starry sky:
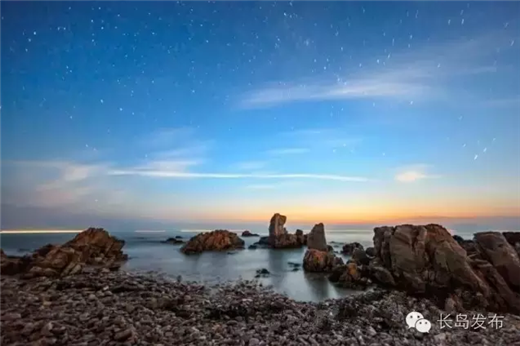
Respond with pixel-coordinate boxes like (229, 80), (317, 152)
(2, 2), (520, 231)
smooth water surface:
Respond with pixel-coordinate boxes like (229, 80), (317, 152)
(0, 227), (478, 302)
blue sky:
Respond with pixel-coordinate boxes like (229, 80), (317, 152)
(2, 2), (520, 230)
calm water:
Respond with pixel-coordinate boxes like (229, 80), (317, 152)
(0, 228), (478, 302)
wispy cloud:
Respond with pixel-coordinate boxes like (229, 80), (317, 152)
(266, 147), (309, 155)
(109, 169), (370, 182)
(239, 32), (517, 109)
(395, 164), (442, 183)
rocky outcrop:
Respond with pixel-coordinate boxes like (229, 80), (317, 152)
(365, 247), (375, 257)
(306, 223), (327, 251)
(371, 224), (520, 314)
(329, 263), (370, 289)
(162, 237), (185, 245)
(342, 242), (364, 255)
(351, 247), (370, 265)
(503, 232), (520, 256)
(474, 232), (520, 291)
(269, 213), (286, 238)
(181, 230), (245, 254)
(0, 250), (32, 276)
(295, 229), (306, 246)
(303, 249), (343, 272)
(242, 230), (259, 237)
(257, 213), (303, 249)
(303, 223), (344, 272)
(1, 228), (127, 278)
(452, 234), (478, 256)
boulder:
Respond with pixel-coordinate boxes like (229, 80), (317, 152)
(242, 230), (260, 237)
(342, 242), (364, 255)
(303, 249), (343, 272)
(295, 229), (306, 246)
(329, 262), (370, 289)
(257, 237), (270, 246)
(503, 232), (520, 256)
(365, 247), (375, 257)
(306, 223), (327, 251)
(162, 237), (185, 245)
(474, 232), (520, 291)
(269, 233), (301, 248)
(351, 247), (370, 265)
(269, 213), (287, 239)
(0, 250), (32, 275)
(1, 228), (127, 277)
(371, 224), (520, 313)
(255, 268), (270, 278)
(261, 213), (304, 249)
(368, 259), (396, 287)
(452, 234), (478, 256)
(181, 230), (245, 254)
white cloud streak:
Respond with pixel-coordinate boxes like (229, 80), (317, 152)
(239, 32), (516, 109)
(109, 169), (370, 182)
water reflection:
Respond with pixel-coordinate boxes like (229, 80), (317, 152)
(1, 231), (367, 302)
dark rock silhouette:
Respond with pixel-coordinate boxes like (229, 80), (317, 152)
(242, 230), (260, 237)
(342, 242), (364, 255)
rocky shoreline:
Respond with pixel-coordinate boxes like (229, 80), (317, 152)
(2, 269), (520, 346)
(2, 219), (520, 345)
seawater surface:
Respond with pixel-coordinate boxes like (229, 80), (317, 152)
(0, 228), (478, 302)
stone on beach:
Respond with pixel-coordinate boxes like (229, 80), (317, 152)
(2, 269), (519, 346)
(181, 230), (245, 254)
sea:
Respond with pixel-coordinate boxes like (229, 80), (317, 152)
(0, 227), (487, 302)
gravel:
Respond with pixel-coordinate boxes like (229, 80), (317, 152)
(1, 268), (519, 346)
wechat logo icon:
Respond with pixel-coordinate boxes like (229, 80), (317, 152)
(406, 311), (432, 333)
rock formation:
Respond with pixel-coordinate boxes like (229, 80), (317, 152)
(303, 249), (344, 272)
(162, 237), (185, 245)
(369, 224), (520, 314)
(1, 228), (127, 278)
(351, 247), (370, 265)
(295, 229), (307, 246)
(181, 230), (245, 254)
(329, 263), (370, 289)
(255, 213), (303, 249)
(342, 242), (364, 255)
(474, 232), (520, 291)
(452, 234), (478, 256)
(303, 223), (343, 272)
(503, 231), (520, 256)
(242, 230), (259, 237)
(306, 223), (327, 251)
